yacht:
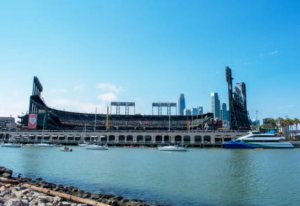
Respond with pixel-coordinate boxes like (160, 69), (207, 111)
(158, 113), (188, 152)
(34, 143), (54, 147)
(158, 144), (188, 151)
(223, 131), (294, 149)
(86, 144), (108, 150)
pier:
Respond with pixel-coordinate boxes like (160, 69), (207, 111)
(0, 130), (248, 148)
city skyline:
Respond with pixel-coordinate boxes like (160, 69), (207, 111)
(0, 1), (300, 123)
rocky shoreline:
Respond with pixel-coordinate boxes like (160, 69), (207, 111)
(0, 166), (153, 206)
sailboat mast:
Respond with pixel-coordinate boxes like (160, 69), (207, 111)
(169, 113), (171, 143)
(94, 107), (97, 136)
(9, 115), (11, 142)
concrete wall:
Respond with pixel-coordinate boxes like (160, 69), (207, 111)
(0, 131), (247, 144)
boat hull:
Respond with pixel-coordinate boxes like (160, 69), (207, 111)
(223, 142), (294, 149)
(158, 146), (187, 151)
(86, 146), (108, 150)
(1, 144), (22, 148)
(34, 144), (54, 147)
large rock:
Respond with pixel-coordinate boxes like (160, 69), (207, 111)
(0, 167), (6, 175)
(4, 169), (12, 175)
(1, 173), (12, 179)
(4, 199), (29, 206)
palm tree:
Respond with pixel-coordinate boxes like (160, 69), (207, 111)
(285, 118), (294, 140)
(265, 118), (277, 128)
(292, 118), (299, 139)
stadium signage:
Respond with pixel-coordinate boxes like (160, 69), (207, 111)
(28, 114), (38, 129)
(152, 103), (176, 107)
(111, 102), (135, 106)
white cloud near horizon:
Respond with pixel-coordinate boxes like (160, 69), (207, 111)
(97, 93), (117, 102)
(49, 99), (106, 113)
(97, 83), (124, 93)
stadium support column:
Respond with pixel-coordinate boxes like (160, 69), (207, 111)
(167, 106), (171, 116)
(116, 105), (120, 115)
(158, 106), (162, 115)
(125, 105), (129, 115)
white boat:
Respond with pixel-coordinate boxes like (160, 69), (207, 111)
(1, 115), (22, 148)
(26, 144), (34, 146)
(158, 145), (188, 151)
(34, 143), (54, 147)
(1, 143), (22, 148)
(223, 131), (294, 149)
(86, 144), (108, 150)
(158, 113), (188, 152)
(78, 143), (88, 147)
(60, 147), (73, 152)
(34, 116), (54, 147)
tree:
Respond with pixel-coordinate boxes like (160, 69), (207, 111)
(294, 118), (300, 134)
(265, 118), (277, 128)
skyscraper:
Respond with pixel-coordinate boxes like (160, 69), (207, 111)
(178, 94), (186, 115)
(220, 103), (229, 121)
(198, 106), (203, 114)
(184, 109), (191, 116)
(211, 93), (220, 119)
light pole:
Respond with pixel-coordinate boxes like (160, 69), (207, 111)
(256, 110), (258, 131)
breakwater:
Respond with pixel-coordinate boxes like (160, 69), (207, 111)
(0, 166), (150, 206)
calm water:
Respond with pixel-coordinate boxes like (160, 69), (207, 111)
(1, 146), (300, 206)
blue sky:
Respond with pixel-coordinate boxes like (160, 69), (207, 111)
(0, 0), (299, 123)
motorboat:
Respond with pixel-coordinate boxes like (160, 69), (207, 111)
(86, 144), (108, 150)
(1, 143), (22, 148)
(34, 143), (54, 147)
(158, 145), (188, 151)
(223, 131), (294, 149)
(78, 142), (88, 147)
(60, 147), (73, 152)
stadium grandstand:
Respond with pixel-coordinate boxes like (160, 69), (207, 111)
(18, 77), (216, 131)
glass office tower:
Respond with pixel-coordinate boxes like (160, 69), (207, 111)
(178, 94), (186, 115)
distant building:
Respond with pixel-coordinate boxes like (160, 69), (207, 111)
(190, 108), (198, 116)
(211, 93), (220, 119)
(220, 103), (229, 121)
(198, 106), (203, 114)
(184, 109), (191, 116)
(252, 119), (260, 126)
(178, 94), (186, 116)
(0, 117), (17, 130)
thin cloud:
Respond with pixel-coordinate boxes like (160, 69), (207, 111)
(49, 89), (67, 94)
(270, 50), (278, 55)
(49, 99), (106, 113)
(73, 84), (85, 92)
(278, 104), (297, 109)
(97, 93), (117, 102)
(97, 83), (124, 93)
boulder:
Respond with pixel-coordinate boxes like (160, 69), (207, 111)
(1, 173), (12, 179)
(0, 167), (6, 175)
(120, 199), (129, 204)
(4, 169), (12, 175)
(3, 199), (29, 206)
(36, 178), (43, 181)
(124, 201), (139, 206)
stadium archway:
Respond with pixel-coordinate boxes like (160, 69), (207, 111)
(119, 135), (125, 142)
(109, 135), (115, 142)
(101, 135), (107, 142)
(175, 135), (182, 143)
(155, 135), (162, 142)
(224, 138), (232, 142)
(164, 135), (169, 142)
(215, 137), (222, 143)
(204, 136), (211, 143)
(195, 136), (202, 143)
(127, 135), (133, 142)
(137, 135), (143, 142)
(145, 135), (151, 142)
(184, 136), (191, 143)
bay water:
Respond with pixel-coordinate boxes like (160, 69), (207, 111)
(1, 146), (300, 206)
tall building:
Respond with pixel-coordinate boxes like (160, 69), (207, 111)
(220, 103), (229, 121)
(178, 94), (186, 115)
(191, 108), (198, 116)
(198, 106), (203, 114)
(184, 109), (191, 116)
(211, 93), (220, 119)
(252, 119), (260, 126)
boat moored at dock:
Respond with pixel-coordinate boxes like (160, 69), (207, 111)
(223, 131), (294, 149)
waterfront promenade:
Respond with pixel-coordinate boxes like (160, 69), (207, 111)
(0, 130), (248, 147)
